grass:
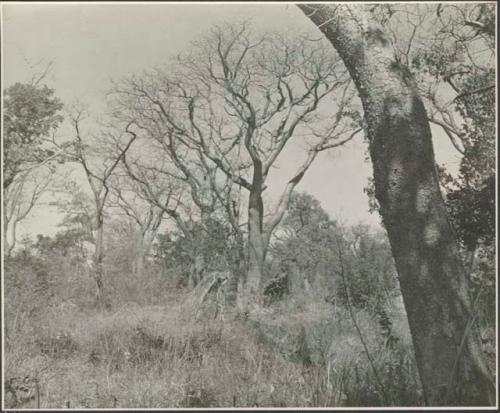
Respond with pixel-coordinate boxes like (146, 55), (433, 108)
(3, 254), (429, 408)
(4, 281), (426, 408)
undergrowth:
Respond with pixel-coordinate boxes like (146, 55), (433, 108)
(4, 288), (425, 408)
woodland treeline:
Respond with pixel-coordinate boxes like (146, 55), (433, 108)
(3, 3), (495, 408)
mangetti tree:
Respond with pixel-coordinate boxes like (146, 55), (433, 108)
(111, 22), (361, 308)
(298, 3), (495, 406)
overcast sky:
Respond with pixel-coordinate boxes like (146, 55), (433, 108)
(2, 2), (462, 240)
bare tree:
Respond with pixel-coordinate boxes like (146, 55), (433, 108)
(108, 179), (170, 276)
(3, 167), (53, 257)
(67, 108), (138, 307)
(117, 128), (246, 310)
(105, 146), (207, 280)
(111, 22), (361, 307)
(298, 3), (495, 406)
(118, 140), (211, 279)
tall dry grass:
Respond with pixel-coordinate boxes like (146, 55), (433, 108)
(4, 275), (425, 408)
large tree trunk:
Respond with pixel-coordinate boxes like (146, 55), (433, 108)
(298, 4), (495, 406)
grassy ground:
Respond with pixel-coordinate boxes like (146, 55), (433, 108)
(4, 281), (427, 408)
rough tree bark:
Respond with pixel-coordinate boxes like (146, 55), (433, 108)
(298, 4), (495, 406)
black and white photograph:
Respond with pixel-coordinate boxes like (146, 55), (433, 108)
(1, 1), (497, 409)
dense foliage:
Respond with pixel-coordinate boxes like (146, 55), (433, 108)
(3, 83), (63, 188)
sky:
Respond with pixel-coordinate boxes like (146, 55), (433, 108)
(1, 2), (463, 241)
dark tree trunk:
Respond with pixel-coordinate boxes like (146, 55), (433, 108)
(298, 4), (495, 406)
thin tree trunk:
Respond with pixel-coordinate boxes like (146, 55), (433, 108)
(298, 4), (494, 406)
(224, 235), (246, 313)
(189, 253), (205, 289)
(93, 216), (106, 308)
(4, 220), (13, 258)
(135, 214), (162, 276)
(224, 258), (245, 318)
(288, 264), (305, 297)
(246, 190), (266, 306)
(134, 231), (154, 277)
(133, 234), (145, 276)
(134, 251), (144, 276)
(4, 209), (19, 258)
(303, 276), (312, 296)
(464, 244), (477, 276)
